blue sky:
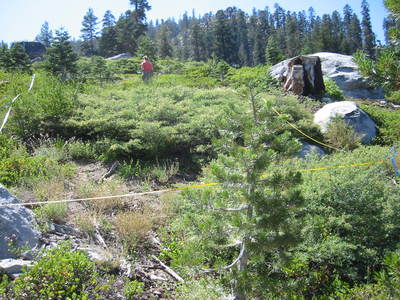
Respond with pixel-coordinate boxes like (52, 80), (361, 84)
(0, 0), (388, 45)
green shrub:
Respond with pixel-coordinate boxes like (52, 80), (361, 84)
(123, 279), (144, 299)
(324, 77), (345, 100)
(360, 104), (400, 144)
(107, 57), (141, 74)
(388, 90), (400, 105)
(0, 135), (75, 187)
(34, 203), (69, 224)
(65, 140), (99, 161)
(156, 59), (185, 74)
(325, 117), (362, 150)
(77, 56), (116, 84)
(3, 243), (98, 299)
(5, 71), (77, 139)
(267, 146), (400, 296)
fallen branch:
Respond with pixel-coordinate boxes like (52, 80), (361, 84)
(151, 255), (184, 282)
(98, 161), (120, 183)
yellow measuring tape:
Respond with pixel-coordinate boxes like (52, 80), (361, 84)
(0, 159), (386, 207)
(271, 107), (341, 152)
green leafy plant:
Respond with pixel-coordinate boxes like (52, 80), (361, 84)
(325, 117), (363, 150)
(123, 279), (144, 299)
(4, 242), (98, 299)
(324, 77), (345, 100)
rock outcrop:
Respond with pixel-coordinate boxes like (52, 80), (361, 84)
(269, 52), (384, 99)
(0, 185), (39, 259)
(313, 101), (377, 143)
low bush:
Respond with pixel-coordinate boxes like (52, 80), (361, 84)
(360, 104), (400, 144)
(34, 203), (69, 224)
(106, 57), (141, 74)
(4, 71), (78, 139)
(325, 117), (362, 150)
(77, 56), (116, 85)
(388, 90), (400, 105)
(1, 243), (98, 299)
(324, 77), (345, 100)
(0, 135), (75, 187)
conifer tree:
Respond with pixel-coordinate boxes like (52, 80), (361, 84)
(45, 28), (78, 80)
(35, 21), (53, 48)
(158, 25), (173, 59)
(9, 43), (31, 73)
(349, 13), (363, 53)
(99, 10), (118, 57)
(80, 8), (99, 56)
(331, 11), (345, 53)
(190, 21), (204, 61)
(285, 12), (302, 57)
(211, 69), (304, 299)
(361, 0), (376, 57)
(265, 35), (283, 65)
(384, 0), (400, 44)
(136, 35), (157, 60)
(237, 10), (251, 66)
(115, 0), (151, 55)
(341, 4), (353, 53)
(213, 10), (236, 64)
(0, 43), (12, 70)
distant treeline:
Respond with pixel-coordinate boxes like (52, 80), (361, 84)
(5, 0), (396, 66)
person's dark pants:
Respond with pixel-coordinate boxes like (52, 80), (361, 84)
(142, 71), (152, 82)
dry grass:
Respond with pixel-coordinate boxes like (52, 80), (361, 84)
(76, 179), (129, 213)
(72, 210), (98, 236)
(33, 178), (68, 202)
(114, 211), (153, 243)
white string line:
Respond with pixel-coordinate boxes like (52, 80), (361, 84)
(0, 74), (36, 133)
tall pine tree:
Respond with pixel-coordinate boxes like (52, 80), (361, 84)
(80, 8), (99, 56)
(213, 10), (236, 64)
(35, 21), (53, 48)
(158, 25), (173, 58)
(99, 10), (118, 57)
(361, 0), (376, 57)
(115, 0), (151, 55)
(45, 28), (78, 80)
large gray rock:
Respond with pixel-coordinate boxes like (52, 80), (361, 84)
(0, 186), (40, 259)
(314, 101), (377, 143)
(269, 52), (384, 99)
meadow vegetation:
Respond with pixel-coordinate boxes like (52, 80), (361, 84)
(0, 56), (399, 299)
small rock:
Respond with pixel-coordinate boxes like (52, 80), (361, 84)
(78, 245), (113, 262)
(379, 100), (387, 106)
(0, 259), (34, 276)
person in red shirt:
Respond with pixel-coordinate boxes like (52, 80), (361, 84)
(140, 56), (154, 82)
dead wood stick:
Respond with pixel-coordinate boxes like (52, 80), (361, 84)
(151, 255), (184, 282)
